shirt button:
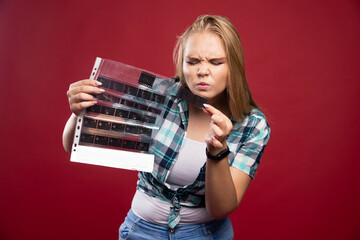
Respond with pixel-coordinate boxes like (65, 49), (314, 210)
(170, 229), (176, 234)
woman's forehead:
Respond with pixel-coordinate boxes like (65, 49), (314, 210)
(184, 32), (226, 58)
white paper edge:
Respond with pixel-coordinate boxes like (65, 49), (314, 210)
(71, 145), (154, 172)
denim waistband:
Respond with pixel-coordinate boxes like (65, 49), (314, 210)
(119, 209), (234, 240)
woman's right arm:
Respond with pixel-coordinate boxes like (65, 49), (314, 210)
(62, 79), (104, 153)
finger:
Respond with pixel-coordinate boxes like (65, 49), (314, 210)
(67, 85), (104, 98)
(205, 135), (213, 146)
(211, 139), (223, 148)
(69, 79), (102, 89)
(202, 106), (211, 116)
(69, 92), (97, 105)
(205, 134), (224, 149)
(212, 111), (233, 129)
(71, 100), (97, 116)
(202, 103), (223, 117)
(210, 123), (226, 140)
(211, 114), (228, 130)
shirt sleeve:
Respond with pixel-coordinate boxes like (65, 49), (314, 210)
(229, 113), (270, 178)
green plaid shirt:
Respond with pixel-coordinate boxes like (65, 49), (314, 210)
(136, 81), (270, 228)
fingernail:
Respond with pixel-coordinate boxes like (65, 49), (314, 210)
(95, 80), (102, 86)
(203, 103), (209, 108)
(98, 88), (105, 92)
(93, 100), (98, 104)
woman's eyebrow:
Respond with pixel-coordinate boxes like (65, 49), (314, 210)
(185, 56), (226, 61)
(185, 56), (200, 61)
(208, 57), (226, 61)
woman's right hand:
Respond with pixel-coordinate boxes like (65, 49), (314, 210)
(66, 79), (104, 116)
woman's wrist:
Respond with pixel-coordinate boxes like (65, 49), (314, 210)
(206, 145), (230, 161)
(206, 140), (229, 157)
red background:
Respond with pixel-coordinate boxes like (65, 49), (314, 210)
(1, 0), (359, 239)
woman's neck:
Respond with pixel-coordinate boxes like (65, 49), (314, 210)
(186, 105), (210, 142)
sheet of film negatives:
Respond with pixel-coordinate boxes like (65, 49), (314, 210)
(70, 58), (171, 172)
(80, 74), (166, 150)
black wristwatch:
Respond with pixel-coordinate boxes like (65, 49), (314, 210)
(206, 146), (230, 161)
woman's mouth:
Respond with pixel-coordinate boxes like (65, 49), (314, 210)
(197, 82), (210, 90)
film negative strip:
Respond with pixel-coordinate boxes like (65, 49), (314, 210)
(82, 117), (153, 138)
(97, 76), (166, 105)
(177, 87), (208, 109)
(79, 133), (150, 152)
(86, 104), (157, 124)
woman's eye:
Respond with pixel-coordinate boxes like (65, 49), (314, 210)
(187, 61), (198, 65)
(211, 62), (223, 66)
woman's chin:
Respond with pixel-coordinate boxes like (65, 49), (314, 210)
(190, 89), (210, 99)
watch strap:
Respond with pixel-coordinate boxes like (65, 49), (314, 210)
(206, 146), (230, 161)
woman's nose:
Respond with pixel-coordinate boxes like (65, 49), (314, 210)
(197, 64), (209, 76)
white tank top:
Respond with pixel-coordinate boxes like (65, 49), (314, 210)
(131, 137), (214, 224)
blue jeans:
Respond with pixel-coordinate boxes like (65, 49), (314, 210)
(119, 209), (234, 240)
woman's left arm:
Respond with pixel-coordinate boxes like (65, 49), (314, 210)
(203, 104), (252, 219)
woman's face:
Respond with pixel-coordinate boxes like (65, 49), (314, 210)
(182, 31), (229, 104)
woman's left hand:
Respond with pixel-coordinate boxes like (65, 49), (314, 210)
(202, 104), (233, 154)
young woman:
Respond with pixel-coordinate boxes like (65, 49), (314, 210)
(63, 15), (270, 240)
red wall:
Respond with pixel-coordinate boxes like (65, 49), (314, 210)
(1, 0), (359, 239)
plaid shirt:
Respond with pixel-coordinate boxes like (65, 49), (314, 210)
(136, 81), (270, 228)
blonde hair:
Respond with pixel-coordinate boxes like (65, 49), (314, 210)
(173, 15), (258, 121)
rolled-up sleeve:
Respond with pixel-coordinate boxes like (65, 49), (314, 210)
(229, 113), (270, 178)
